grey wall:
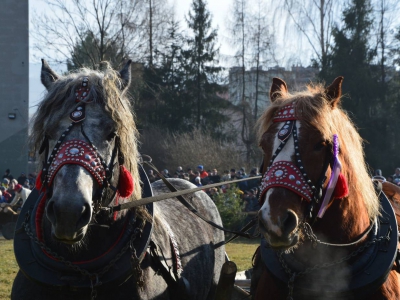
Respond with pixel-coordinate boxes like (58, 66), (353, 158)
(0, 0), (29, 177)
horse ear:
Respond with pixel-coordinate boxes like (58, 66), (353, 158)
(41, 59), (60, 90)
(118, 59), (132, 92)
(270, 77), (288, 102)
(325, 76), (344, 107)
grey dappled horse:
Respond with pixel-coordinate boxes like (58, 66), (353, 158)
(11, 60), (225, 300)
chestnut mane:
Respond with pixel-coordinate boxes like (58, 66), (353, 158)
(256, 83), (379, 220)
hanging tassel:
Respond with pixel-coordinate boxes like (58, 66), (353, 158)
(118, 165), (134, 198)
(333, 173), (349, 199)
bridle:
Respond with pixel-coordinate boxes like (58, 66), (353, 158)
(37, 76), (127, 215)
(258, 102), (332, 222)
(257, 102), (399, 300)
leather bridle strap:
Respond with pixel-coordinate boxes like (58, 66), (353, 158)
(38, 103), (120, 213)
(142, 161), (259, 240)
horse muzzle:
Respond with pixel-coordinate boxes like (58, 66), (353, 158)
(46, 196), (92, 243)
(258, 209), (300, 249)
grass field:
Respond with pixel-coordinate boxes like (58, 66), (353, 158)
(0, 237), (258, 299)
(0, 240), (18, 300)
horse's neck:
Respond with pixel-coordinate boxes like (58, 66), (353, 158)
(43, 211), (129, 261)
(313, 193), (371, 244)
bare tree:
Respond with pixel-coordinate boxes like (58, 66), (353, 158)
(275, 0), (344, 67)
(31, 0), (171, 68)
(248, 0), (276, 120)
(227, 0), (275, 163)
(371, 0), (400, 90)
(141, 0), (172, 67)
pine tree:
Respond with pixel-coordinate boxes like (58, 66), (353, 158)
(182, 0), (229, 135)
(321, 0), (386, 173)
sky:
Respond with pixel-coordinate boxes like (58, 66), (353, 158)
(28, 0), (237, 115)
(28, 0), (309, 115)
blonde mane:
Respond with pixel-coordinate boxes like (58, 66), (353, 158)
(31, 67), (142, 201)
(256, 83), (379, 220)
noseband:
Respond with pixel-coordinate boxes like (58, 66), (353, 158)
(259, 102), (333, 221)
(38, 77), (130, 214)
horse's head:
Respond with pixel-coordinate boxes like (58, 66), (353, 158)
(257, 76), (377, 250)
(32, 60), (141, 244)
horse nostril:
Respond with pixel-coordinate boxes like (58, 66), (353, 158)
(282, 210), (298, 236)
(46, 200), (57, 225)
(76, 203), (92, 230)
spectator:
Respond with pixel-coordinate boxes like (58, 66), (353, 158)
(176, 166), (183, 174)
(147, 170), (156, 183)
(230, 169), (236, 180)
(23, 179), (31, 189)
(208, 169), (221, 184)
(9, 183), (31, 207)
(162, 169), (170, 178)
(192, 171), (200, 184)
(207, 187), (220, 201)
(2, 169), (14, 181)
(7, 179), (17, 200)
(387, 175), (394, 184)
(221, 170), (230, 182)
(17, 172), (27, 185)
(247, 168), (260, 190)
(243, 189), (259, 212)
(372, 169), (385, 182)
(236, 171), (248, 191)
(28, 173), (37, 187)
(0, 186), (12, 203)
(2, 178), (10, 189)
(240, 167), (248, 178)
(188, 169), (196, 183)
(197, 165), (209, 179)
(393, 168), (400, 185)
(194, 177), (203, 187)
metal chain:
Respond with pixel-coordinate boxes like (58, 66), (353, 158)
(278, 227), (392, 300)
(21, 212), (140, 300)
(300, 221), (376, 248)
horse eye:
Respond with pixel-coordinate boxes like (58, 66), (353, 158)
(106, 131), (117, 141)
(314, 141), (327, 151)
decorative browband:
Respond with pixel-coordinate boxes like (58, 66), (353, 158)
(259, 161), (314, 202)
(272, 103), (296, 122)
(47, 139), (106, 187)
(74, 76), (91, 103)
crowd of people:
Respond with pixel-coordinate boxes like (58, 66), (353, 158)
(0, 169), (34, 208)
(4, 164), (400, 213)
(147, 165), (261, 212)
(372, 167), (400, 185)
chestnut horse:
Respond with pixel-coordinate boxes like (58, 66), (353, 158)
(252, 77), (400, 299)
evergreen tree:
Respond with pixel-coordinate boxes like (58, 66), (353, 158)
(320, 0), (387, 173)
(67, 31), (128, 71)
(182, 0), (229, 135)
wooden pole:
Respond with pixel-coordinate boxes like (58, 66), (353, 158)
(214, 261), (237, 300)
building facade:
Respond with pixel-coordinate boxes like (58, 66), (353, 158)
(0, 0), (29, 177)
